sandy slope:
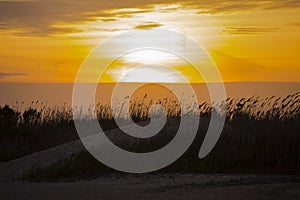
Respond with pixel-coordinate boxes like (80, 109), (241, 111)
(1, 119), (300, 199)
(0, 119), (209, 181)
(0, 121), (151, 181)
(0, 139), (84, 181)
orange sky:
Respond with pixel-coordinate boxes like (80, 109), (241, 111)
(0, 0), (300, 83)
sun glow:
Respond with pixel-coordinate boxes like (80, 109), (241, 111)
(98, 30), (201, 83)
(1, 1), (300, 83)
(104, 49), (189, 83)
(123, 50), (180, 65)
(117, 65), (186, 83)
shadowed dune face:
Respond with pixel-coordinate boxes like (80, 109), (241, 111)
(1, 112), (299, 181)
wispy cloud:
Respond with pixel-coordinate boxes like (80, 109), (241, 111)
(0, 72), (27, 78)
(0, 0), (299, 36)
(0, 0), (171, 36)
(194, 0), (300, 14)
(288, 22), (300, 27)
(221, 27), (278, 34)
(100, 18), (117, 22)
(134, 22), (163, 30)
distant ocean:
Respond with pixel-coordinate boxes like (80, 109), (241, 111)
(0, 82), (299, 108)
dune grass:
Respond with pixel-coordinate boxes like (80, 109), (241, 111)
(1, 93), (299, 180)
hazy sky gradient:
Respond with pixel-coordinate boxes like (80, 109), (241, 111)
(0, 0), (300, 82)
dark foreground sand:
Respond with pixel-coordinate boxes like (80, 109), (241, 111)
(1, 120), (299, 200)
(1, 174), (300, 200)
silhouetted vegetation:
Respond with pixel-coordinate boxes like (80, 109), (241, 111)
(1, 93), (299, 180)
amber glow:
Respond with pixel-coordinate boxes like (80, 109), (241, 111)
(0, 1), (299, 83)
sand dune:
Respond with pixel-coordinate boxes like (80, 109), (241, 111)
(0, 119), (300, 200)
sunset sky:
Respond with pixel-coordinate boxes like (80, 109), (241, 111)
(0, 0), (300, 83)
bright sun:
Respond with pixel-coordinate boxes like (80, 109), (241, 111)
(118, 65), (186, 83)
(123, 50), (179, 65)
(98, 29), (203, 83)
(105, 49), (188, 83)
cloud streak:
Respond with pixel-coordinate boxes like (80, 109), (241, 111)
(194, 0), (300, 14)
(288, 22), (300, 27)
(0, 0), (299, 36)
(222, 27), (278, 34)
(0, 72), (27, 78)
(134, 22), (163, 30)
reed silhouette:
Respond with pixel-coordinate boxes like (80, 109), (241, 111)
(0, 93), (299, 180)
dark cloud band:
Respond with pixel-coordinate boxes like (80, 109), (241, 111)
(0, 0), (298, 36)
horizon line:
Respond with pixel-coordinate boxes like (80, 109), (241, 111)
(0, 81), (300, 84)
